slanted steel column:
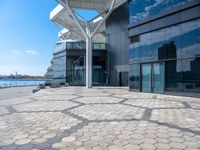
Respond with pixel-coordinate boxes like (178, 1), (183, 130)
(56, 0), (116, 88)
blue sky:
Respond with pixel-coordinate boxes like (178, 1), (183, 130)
(0, 0), (98, 76)
(0, 0), (58, 76)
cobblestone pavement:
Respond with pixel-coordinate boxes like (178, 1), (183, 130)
(0, 87), (200, 150)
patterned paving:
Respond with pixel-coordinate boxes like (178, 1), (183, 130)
(124, 99), (184, 109)
(0, 86), (200, 150)
(70, 104), (145, 120)
(74, 97), (123, 104)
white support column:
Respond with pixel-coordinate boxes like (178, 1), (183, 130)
(86, 36), (92, 88)
(86, 23), (92, 88)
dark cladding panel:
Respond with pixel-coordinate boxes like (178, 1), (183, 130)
(151, 18), (166, 31)
(129, 26), (140, 37)
(139, 23), (152, 35)
(181, 5), (200, 22)
(164, 13), (181, 27)
(106, 2), (129, 86)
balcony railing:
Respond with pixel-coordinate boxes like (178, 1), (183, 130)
(53, 42), (107, 54)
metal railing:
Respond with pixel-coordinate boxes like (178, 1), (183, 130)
(53, 42), (107, 53)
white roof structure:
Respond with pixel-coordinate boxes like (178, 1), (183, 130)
(50, 0), (127, 88)
(50, 0), (127, 41)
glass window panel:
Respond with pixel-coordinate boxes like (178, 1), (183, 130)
(151, 28), (166, 61)
(165, 60), (182, 91)
(181, 19), (200, 58)
(129, 64), (140, 91)
(153, 63), (164, 93)
(142, 64), (151, 93)
(129, 45), (135, 63)
(166, 24), (181, 59)
(182, 58), (200, 93)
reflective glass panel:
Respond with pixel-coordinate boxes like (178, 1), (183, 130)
(142, 64), (151, 93)
(153, 63), (164, 93)
(181, 58), (200, 93)
(129, 0), (195, 24)
(181, 19), (200, 58)
(165, 60), (182, 91)
(129, 64), (140, 91)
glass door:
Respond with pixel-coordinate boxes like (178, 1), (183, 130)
(142, 64), (151, 93)
(153, 63), (164, 93)
(142, 63), (164, 93)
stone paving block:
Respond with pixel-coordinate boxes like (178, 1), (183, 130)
(139, 143), (156, 150)
(14, 100), (79, 112)
(15, 138), (31, 145)
(125, 99), (184, 108)
(169, 142), (186, 149)
(74, 97), (123, 104)
(69, 104), (145, 120)
(155, 143), (171, 150)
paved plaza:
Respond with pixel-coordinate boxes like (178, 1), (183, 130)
(0, 87), (200, 150)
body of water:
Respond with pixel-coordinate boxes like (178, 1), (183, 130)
(0, 80), (45, 88)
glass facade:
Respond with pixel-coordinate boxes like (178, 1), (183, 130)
(52, 42), (108, 86)
(129, 19), (200, 93)
(66, 56), (107, 86)
(52, 51), (66, 84)
(66, 56), (86, 85)
(129, 0), (195, 24)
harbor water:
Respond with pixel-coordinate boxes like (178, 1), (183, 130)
(0, 80), (45, 88)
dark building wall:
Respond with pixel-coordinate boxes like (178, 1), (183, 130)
(106, 2), (129, 86)
(128, 1), (200, 93)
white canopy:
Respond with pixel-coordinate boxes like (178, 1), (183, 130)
(50, 0), (127, 41)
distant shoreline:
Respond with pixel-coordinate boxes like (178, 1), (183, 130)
(0, 79), (45, 81)
(0, 85), (38, 89)
(0, 80), (45, 88)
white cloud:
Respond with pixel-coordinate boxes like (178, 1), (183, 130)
(25, 50), (39, 55)
(10, 50), (20, 55)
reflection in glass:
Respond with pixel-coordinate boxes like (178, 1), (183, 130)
(129, 64), (140, 91)
(182, 58), (200, 93)
(153, 63), (164, 93)
(181, 20), (200, 58)
(52, 51), (67, 84)
(165, 60), (182, 91)
(142, 64), (151, 93)
(129, 0), (195, 24)
(152, 29), (165, 61)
